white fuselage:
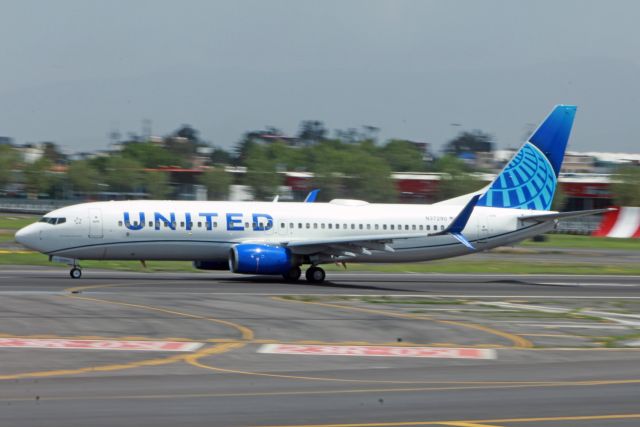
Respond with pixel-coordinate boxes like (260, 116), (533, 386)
(15, 200), (554, 265)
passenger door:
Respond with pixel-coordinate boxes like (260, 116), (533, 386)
(89, 208), (103, 238)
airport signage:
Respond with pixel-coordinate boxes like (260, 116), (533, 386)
(258, 344), (496, 359)
(0, 338), (203, 352)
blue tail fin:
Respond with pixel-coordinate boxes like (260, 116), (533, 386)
(477, 105), (576, 211)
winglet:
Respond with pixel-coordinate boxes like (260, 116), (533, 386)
(304, 189), (320, 203)
(445, 194), (480, 234)
(433, 194), (480, 250)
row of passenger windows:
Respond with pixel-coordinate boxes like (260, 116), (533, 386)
(117, 220), (445, 232)
(280, 222), (444, 231)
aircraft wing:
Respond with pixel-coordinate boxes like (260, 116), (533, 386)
(518, 208), (614, 222)
(280, 194), (480, 257)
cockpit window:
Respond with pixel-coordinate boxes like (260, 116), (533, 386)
(39, 217), (66, 225)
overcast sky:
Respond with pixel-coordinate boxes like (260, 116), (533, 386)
(1, 0), (639, 154)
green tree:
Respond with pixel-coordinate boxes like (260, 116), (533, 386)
(434, 155), (483, 201)
(210, 147), (232, 165)
(121, 142), (180, 168)
(551, 185), (567, 211)
(611, 165), (640, 206)
(380, 140), (426, 172)
(245, 146), (281, 200)
(444, 130), (494, 155)
(104, 156), (143, 193)
(198, 168), (233, 200)
(143, 171), (172, 199)
(23, 157), (52, 198)
(42, 142), (66, 164)
(346, 152), (396, 202)
(0, 145), (19, 189)
(297, 120), (327, 143)
(67, 160), (100, 193)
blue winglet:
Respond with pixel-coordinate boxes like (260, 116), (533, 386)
(446, 194), (480, 234)
(304, 189), (320, 203)
(451, 232), (475, 250)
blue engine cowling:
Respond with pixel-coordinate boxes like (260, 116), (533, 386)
(229, 244), (292, 275)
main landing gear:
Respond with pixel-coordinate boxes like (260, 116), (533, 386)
(282, 265), (326, 283)
(282, 266), (302, 282)
(305, 266), (326, 284)
(69, 267), (82, 279)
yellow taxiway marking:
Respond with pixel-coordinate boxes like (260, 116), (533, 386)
(0, 294), (254, 380)
(439, 423), (501, 427)
(272, 297), (532, 348)
(251, 413), (640, 427)
(66, 294), (254, 340)
(0, 250), (33, 254)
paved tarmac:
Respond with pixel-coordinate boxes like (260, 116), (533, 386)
(1, 266), (640, 427)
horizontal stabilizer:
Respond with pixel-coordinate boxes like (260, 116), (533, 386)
(519, 208), (614, 222)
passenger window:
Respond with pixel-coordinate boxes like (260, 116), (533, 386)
(290, 223), (294, 228)
(188, 222), (193, 228)
(321, 223), (325, 229)
(133, 221), (139, 227)
(383, 224), (387, 230)
(375, 224), (379, 230)
(336, 224), (339, 229)
(280, 223), (285, 228)
(441, 225), (445, 230)
(148, 221), (153, 227)
(412, 225), (416, 230)
(426, 225), (430, 231)
(419, 225), (423, 231)
(313, 223), (318, 229)
(390, 225), (395, 230)
(298, 223), (302, 228)
(198, 222), (202, 228)
(213, 222), (218, 228)
(328, 223), (332, 229)
(306, 223), (310, 229)
(118, 220), (123, 226)
(366, 224), (371, 230)
(351, 224), (355, 230)
(180, 221), (185, 228)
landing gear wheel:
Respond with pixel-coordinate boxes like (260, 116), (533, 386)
(70, 267), (82, 279)
(305, 266), (326, 284)
(283, 266), (302, 282)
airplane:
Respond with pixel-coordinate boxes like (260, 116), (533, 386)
(15, 105), (607, 283)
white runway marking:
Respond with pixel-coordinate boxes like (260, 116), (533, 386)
(0, 338), (203, 352)
(258, 344), (496, 359)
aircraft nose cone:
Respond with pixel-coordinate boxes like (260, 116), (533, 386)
(15, 224), (37, 249)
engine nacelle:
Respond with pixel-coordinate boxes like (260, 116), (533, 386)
(193, 260), (228, 270)
(229, 244), (292, 275)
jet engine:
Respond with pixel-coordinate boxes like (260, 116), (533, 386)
(229, 244), (293, 275)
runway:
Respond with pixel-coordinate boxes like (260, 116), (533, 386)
(1, 266), (640, 426)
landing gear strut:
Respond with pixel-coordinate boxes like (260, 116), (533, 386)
(305, 266), (326, 284)
(69, 267), (82, 279)
(282, 266), (302, 282)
